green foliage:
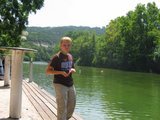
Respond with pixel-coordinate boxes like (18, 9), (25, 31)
(65, 2), (160, 73)
(0, 0), (44, 47)
(65, 31), (96, 66)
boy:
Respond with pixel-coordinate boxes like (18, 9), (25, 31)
(46, 37), (76, 120)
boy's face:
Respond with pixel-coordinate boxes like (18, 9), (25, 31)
(60, 41), (71, 53)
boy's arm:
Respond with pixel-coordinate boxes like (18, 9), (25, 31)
(46, 65), (68, 77)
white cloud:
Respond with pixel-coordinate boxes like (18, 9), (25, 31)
(28, 0), (160, 27)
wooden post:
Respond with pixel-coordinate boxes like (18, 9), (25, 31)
(9, 50), (24, 118)
(29, 58), (33, 82)
(4, 55), (11, 86)
(0, 47), (37, 119)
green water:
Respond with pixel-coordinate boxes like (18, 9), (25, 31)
(23, 63), (160, 120)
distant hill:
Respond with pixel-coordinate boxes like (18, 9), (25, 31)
(26, 26), (105, 46)
(23, 26), (105, 61)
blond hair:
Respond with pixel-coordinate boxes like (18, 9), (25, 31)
(60, 37), (72, 44)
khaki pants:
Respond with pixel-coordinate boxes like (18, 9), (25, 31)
(53, 83), (76, 120)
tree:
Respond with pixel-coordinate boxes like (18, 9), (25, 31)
(93, 2), (160, 72)
(65, 31), (97, 66)
(0, 0), (44, 47)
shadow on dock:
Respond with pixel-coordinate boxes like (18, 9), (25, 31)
(0, 117), (19, 120)
(0, 85), (10, 89)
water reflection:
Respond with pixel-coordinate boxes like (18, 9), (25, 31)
(74, 66), (160, 120)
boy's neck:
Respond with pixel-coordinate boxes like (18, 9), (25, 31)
(60, 50), (68, 55)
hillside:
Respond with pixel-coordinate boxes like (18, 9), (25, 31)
(23, 26), (105, 61)
(26, 26), (105, 46)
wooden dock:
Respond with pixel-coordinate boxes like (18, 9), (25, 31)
(23, 80), (83, 120)
(0, 80), (83, 120)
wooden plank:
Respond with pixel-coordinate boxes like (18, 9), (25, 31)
(29, 82), (57, 108)
(30, 82), (79, 120)
(23, 82), (57, 120)
(29, 81), (57, 106)
(72, 113), (84, 120)
(23, 80), (83, 120)
(23, 83), (50, 120)
(30, 81), (83, 120)
(27, 82), (60, 119)
(23, 83), (51, 120)
(24, 81), (57, 119)
(32, 82), (56, 101)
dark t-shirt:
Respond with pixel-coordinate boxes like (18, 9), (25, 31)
(50, 52), (74, 87)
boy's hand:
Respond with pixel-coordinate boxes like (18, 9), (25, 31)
(68, 68), (76, 75)
(61, 71), (68, 77)
(61, 69), (76, 77)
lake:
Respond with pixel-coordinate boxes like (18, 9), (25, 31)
(23, 62), (160, 120)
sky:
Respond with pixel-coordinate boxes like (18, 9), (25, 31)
(28, 0), (160, 28)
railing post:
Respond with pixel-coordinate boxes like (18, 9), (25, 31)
(9, 50), (24, 118)
(0, 58), (4, 80)
(29, 58), (33, 82)
(4, 55), (11, 86)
